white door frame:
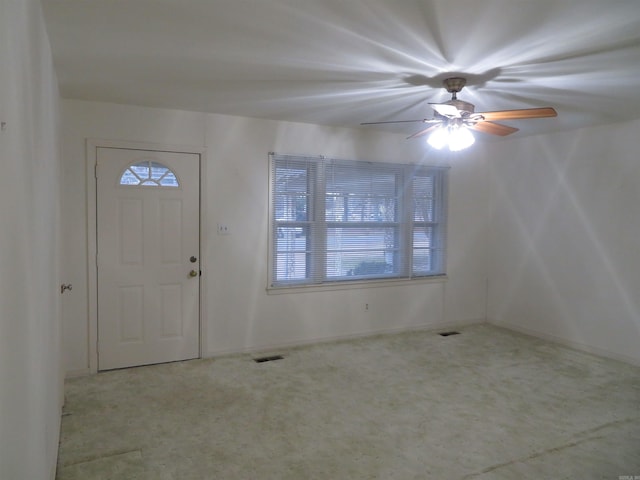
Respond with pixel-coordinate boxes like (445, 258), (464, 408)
(86, 139), (207, 374)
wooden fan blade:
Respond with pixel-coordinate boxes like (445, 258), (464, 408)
(361, 119), (437, 125)
(475, 107), (557, 121)
(407, 124), (441, 139)
(429, 103), (460, 117)
(470, 121), (519, 136)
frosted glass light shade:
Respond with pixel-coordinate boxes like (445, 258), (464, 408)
(448, 126), (475, 151)
(427, 127), (449, 150)
(427, 125), (475, 151)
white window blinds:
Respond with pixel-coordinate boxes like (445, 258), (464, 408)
(270, 154), (448, 287)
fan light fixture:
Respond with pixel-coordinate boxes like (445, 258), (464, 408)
(427, 124), (475, 151)
(360, 76), (558, 147)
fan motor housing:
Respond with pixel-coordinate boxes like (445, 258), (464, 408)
(443, 77), (467, 93)
(446, 99), (475, 115)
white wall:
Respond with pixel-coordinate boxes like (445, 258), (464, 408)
(60, 99), (489, 373)
(0, 1), (63, 479)
(486, 118), (640, 365)
(60, 101), (207, 371)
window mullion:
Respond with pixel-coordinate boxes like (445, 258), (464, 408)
(313, 158), (327, 283)
(402, 166), (413, 278)
(433, 169), (449, 274)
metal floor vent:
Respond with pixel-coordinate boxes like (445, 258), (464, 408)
(439, 331), (461, 337)
(253, 355), (284, 363)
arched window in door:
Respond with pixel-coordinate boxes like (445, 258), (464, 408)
(119, 160), (179, 187)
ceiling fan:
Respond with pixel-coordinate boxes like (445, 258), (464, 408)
(361, 77), (557, 146)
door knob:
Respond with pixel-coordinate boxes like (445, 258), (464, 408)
(189, 270), (198, 278)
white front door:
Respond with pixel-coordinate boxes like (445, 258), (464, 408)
(96, 147), (200, 370)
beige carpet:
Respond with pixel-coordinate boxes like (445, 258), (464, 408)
(56, 324), (640, 479)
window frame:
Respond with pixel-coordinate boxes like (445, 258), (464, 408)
(118, 160), (180, 188)
(268, 153), (448, 290)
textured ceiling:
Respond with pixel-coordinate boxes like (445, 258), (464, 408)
(42, 0), (640, 139)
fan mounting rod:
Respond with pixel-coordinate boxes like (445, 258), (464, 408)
(439, 77), (474, 114)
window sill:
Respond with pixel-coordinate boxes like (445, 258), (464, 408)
(266, 275), (448, 295)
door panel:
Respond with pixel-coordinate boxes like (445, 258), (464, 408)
(160, 199), (183, 264)
(97, 147), (200, 370)
(119, 285), (144, 342)
(119, 198), (144, 265)
(159, 283), (183, 338)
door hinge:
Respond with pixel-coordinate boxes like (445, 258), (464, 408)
(94, 163), (98, 179)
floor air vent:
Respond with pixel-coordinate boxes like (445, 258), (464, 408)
(439, 331), (461, 337)
(253, 355), (284, 363)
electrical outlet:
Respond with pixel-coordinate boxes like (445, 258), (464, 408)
(217, 223), (230, 235)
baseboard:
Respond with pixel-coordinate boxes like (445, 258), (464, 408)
(203, 318), (486, 358)
(65, 368), (92, 378)
(51, 404), (62, 480)
(488, 319), (640, 367)
(64, 318), (489, 375)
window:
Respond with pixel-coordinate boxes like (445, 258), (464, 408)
(119, 161), (179, 187)
(270, 154), (448, 288)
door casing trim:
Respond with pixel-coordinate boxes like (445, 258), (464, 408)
(86, 139), (207, 374)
